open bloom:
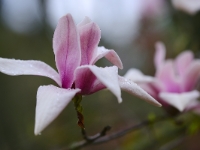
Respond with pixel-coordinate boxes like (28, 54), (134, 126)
(124, 42), (200, 113)
(0, 14), (160, 135)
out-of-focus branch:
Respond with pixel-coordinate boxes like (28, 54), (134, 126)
(159, 135), (186, 150)
(93, 115), (170, 144)
(61, 115), (171, 150)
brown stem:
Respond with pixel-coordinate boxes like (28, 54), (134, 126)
(94, 115), (169, 144)
(61, 115), (171, 150)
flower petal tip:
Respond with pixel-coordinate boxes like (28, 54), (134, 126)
(118, 97), (123, 103)
(148, 96), (162, 107)
(34, 130), (41, 136)
(118, 76), (161, 107)
(35, 85), (81, 135)
(157, 103), (162, 107)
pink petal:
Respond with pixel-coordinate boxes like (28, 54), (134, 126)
(159, 90), (200, 111)
(77, 16), (92, 27)
(76, 65), (122, 103)
(0, 58), (61, 86)
(154, 41), (166, 70)
(182, 60), (200, 91)
(139, 83), (159, 99)
(91, 46), (123, 69)
(175, 51), (194, 75)
(78, 22), (101, 65)
(53, 14), (81, 88)
(34, 85), (80, 135)
(123, 68), (163, 99)
(124, 68), (154, 83)
(75, 66), (105, 95)
(118, 76), (161, 107)
(185, 99), (200, 112)
(155, 60), (180, 93)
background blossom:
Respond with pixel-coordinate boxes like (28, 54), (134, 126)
(125, 42), (200, 113)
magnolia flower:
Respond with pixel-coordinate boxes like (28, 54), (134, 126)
(0, 14), (160, 135)
(124, 42), (200, 113)
(172, 0), (200, 15)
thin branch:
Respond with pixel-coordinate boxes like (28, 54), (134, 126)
(81, 126), (111, 142)
(61, 115), (171, 150)
(61, 126), (111, 150)
(94, 115), (170, 144)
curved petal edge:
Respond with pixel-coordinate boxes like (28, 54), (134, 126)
(91, 46), (123, 69)
(118, 76), (161, 107)
(0, 58), (61, 86)
(34, 85), (80, 135)
(82, 65), (122, 103)
(159, 90), (200, 111)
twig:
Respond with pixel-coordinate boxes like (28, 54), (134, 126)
(81, 126), (111, 142)
(61, 115), (171, 150)
(62, 126), (111, 150)
(94, 115), (169, 144)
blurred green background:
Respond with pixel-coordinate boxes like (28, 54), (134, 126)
(0, 0), (200, 150)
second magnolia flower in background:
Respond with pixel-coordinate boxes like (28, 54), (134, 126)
(125, 42), (200, 114)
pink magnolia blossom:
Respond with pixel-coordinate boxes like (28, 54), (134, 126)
(0, 14), (160, 135)
(172, 0), (200, 15)
(124, 42), (200, 113)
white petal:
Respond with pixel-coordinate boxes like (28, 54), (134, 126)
(86, 65), (122, 103)
(118, 76), (161, 107)
(185, 99), (200, 111)
(34, 85), (80, 135)
(124, 68), (154, 83)
(90, 46), (123, 69)
(159, 90), (200, 111)
(0, 58), (61, 86)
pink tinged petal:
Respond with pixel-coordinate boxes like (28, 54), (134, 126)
(175, 51), (194, 75)
(159, 90), (200, 112)
(186, 100), (200, 114)
(75, 66), (105, 95)
(139, 83), (159, 99)
(185, 99), (200, 112)
(77, 16), (92, 27)
(154, 41), (166, 70)
(182, 60), (200, 91)
(53, 14), (81, 88)
(156, 60), (180, 93)
(78, 65), (122, 103)
(192, 106), (200, 115)
(34, 85), (80, 135)
(118, 76), (161, 107)
(0, 58), (61, 86)
(78, 22), (101, 65)
(124, 68), (154, 83)
(91, 46), (123, 69)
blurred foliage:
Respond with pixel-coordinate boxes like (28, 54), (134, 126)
(0, 1), (200, 150)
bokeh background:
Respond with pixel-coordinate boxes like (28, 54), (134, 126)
(0, 0), (200, 149)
